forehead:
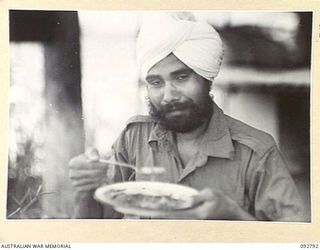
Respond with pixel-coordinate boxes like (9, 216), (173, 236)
(147, 54), (190, 77)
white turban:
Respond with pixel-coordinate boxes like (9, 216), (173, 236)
(136, 13), (224, 82)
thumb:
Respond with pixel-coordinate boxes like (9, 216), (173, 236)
(85, 147), (100, 162)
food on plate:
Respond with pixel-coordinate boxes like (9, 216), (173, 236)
(105, 187), (194, 211)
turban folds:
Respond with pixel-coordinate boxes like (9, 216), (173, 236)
(136, 14), (224, 82)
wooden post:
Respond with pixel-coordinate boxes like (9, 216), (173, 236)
(10, 11), (84, 218)
(42, 12), (84, 218)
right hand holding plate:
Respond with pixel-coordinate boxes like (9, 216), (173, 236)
(157, 188), (255, 220)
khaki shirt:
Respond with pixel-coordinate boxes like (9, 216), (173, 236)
(109, 103), (307, 221)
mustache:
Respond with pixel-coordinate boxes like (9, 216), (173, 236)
(157, 101), (195, 113)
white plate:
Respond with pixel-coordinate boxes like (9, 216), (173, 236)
(94, 181), (200, 218)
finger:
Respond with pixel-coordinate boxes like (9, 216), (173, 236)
(73, 182), (102, 193)
(71, 176), (105, 188)
(198, 188), (215, 201)
(69, 156), (109, 170)
(192, 188), (214, 207)
(69, 154), (87, 168)
(69, 169), (107, 180)
(69, 154), (103, 168)
(85, 148), (100, 162)
(104, 150), (114, 159)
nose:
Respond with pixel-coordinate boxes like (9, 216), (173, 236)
(161, 82), (180, 105)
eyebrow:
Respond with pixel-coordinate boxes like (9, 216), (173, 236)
(145, 74), (160, 82)
(145, 67), (193, 82)
(170, 67), (193, 77)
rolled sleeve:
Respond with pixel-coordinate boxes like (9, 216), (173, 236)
(249, 146), (308, 221)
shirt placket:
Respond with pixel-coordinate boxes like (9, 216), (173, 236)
(156, 130), (184, 183)
(158, 129), (211, 183)
(177, 152), (209, 183)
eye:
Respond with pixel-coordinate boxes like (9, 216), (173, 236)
(148, 79), (163, 88)
(176, 73), (190, 81)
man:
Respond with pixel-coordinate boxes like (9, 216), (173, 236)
(69, 14), (307, 221)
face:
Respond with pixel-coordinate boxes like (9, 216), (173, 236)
(145, 54), (213, 133)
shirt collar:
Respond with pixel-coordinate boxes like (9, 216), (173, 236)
(148, 102), (235, 160)
(200, 103), (235, 159)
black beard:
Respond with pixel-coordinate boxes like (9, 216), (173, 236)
(148, 96), (213, 133)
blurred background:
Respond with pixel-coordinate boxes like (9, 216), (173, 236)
(7, 11), (311, 219)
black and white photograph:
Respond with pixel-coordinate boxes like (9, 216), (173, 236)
(7, 10), (312, 222)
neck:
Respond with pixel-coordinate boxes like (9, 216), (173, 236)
(176, 117), (210, 142)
